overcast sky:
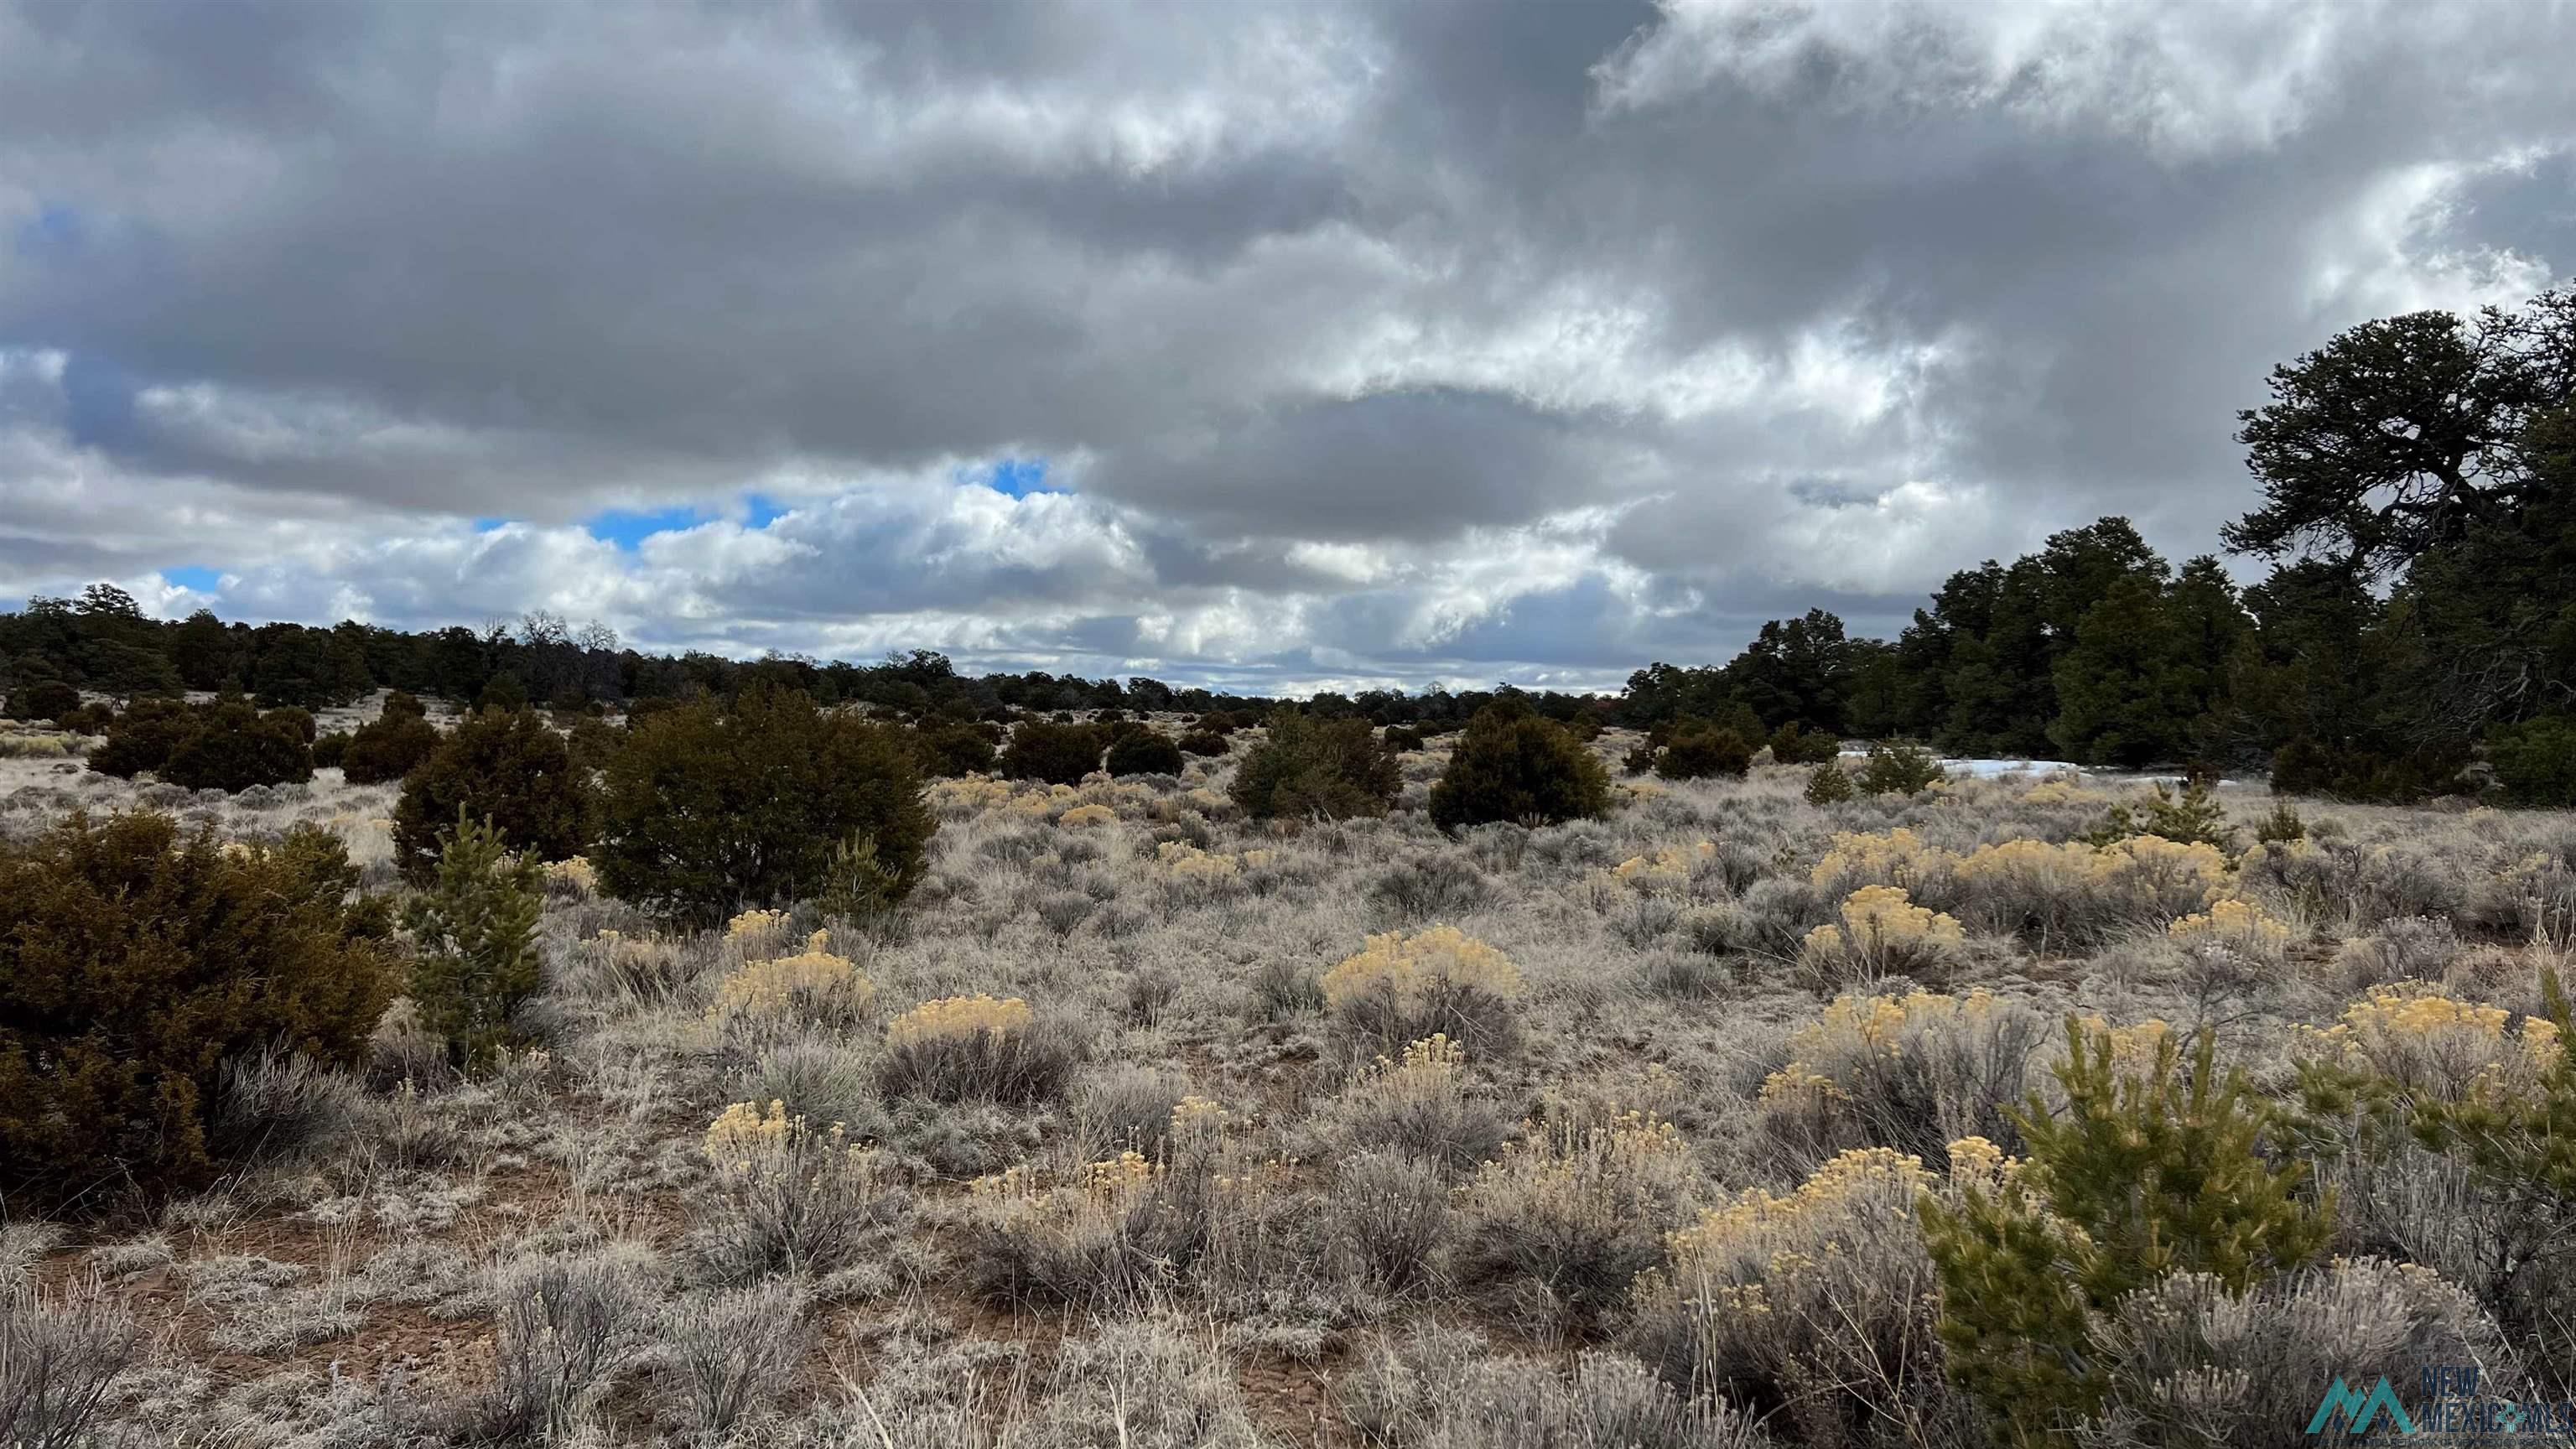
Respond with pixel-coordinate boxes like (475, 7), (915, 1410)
(3, 0), (2571, 693)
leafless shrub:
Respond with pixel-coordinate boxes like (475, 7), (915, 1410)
(0, 1281), (138, 1449)
(1124, 967), (1181, 1026)
(475, 1249), (660, 1442)
(662, 1280), (814, 1437)
(1248, 958), (1326, 1021)
(1369, 854), (1492, 922)
(1325, 1151), (1452, 1294)
(1036, 890), (1097, 937)
(1611, 895), (1685, 948)
(2329, 916), (2462, 994)
(207, 1045), (363, 1168)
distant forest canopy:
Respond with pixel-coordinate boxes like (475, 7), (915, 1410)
(5, 284), (2573, 797)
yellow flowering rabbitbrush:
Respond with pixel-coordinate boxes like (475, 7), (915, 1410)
(2168, 896), (2293, 963)
(697, 1100), (902, 1280)
(2300, 982), (2562, 1104)
(1799, 885), (1966, 984)
(709, 933), (876, 1035)
(1320, 925), (1526, 1052)
(1451, 1107), (1697, 1326)
(1758, 989), (2048, 1166)
(1630, 1144), (1987, 1441)
(879, 993), (1072, 1104)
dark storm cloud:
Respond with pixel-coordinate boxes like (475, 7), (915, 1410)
(1, 0), (2570, 686)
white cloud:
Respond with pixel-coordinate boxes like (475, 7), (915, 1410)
(1, 0), (2571, 688)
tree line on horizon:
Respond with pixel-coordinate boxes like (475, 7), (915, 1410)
(5, 284), (2572, 802)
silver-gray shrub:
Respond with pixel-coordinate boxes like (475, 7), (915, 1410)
(478, 1249), (660, 1442)
(661, 1280), (813, 1438)
(2078, 1258), (2520, 1449)
(0, 1280), (138, 1449)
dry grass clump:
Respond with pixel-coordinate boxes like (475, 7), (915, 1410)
(1321, 925), (1525, 1054)
(1450, 1107), (1697, 1328)
(1950, 834), (2231, 943)
(661, 1279), (815, 1439)
(1313, 1034), (1514, 1175)
(1796, 885), (1965, 986)
(694, 1099), (910, 1284)
(465, 1247), (660, 1444)
(879, 993), (1078, 1104)
(1341, 1330), (1768, 1449)
(1324, 1150), (1454, 1294)
(1021, 1317), (1276, 1449)
(0, 1278), (138, 1449)
(708, 933), (878, 1037)
(0, 732), (77, 761)
(1758, 989), (2048, 1167)
(1631, 1146), (1961, 1446)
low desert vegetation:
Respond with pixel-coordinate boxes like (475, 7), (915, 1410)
(3, 690), (2574, 1445)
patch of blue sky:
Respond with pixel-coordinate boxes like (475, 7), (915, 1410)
(162, 566), (222, 592)
(585, 504), (703, 549)
(956, 454), (1055, 497)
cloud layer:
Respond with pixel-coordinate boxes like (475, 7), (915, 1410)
(4, 0), (2570, 691)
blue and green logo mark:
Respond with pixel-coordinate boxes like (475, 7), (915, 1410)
(2308, 1377), (2416, 1436)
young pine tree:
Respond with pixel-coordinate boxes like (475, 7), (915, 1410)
(1921, 1021), (2331, 1444)
(403, 809), (546, 1069)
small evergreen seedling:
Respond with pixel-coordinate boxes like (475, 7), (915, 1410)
(1923, 1021), (2331, 1443)
(816, 830), (904, 922)
(1856, 743), (1943, 796)
(405, 809), (546, 1069)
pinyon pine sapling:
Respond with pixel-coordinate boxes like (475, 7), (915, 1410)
(1919, 1021), (2332, 1443)
(404, 809), (546, 1068)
